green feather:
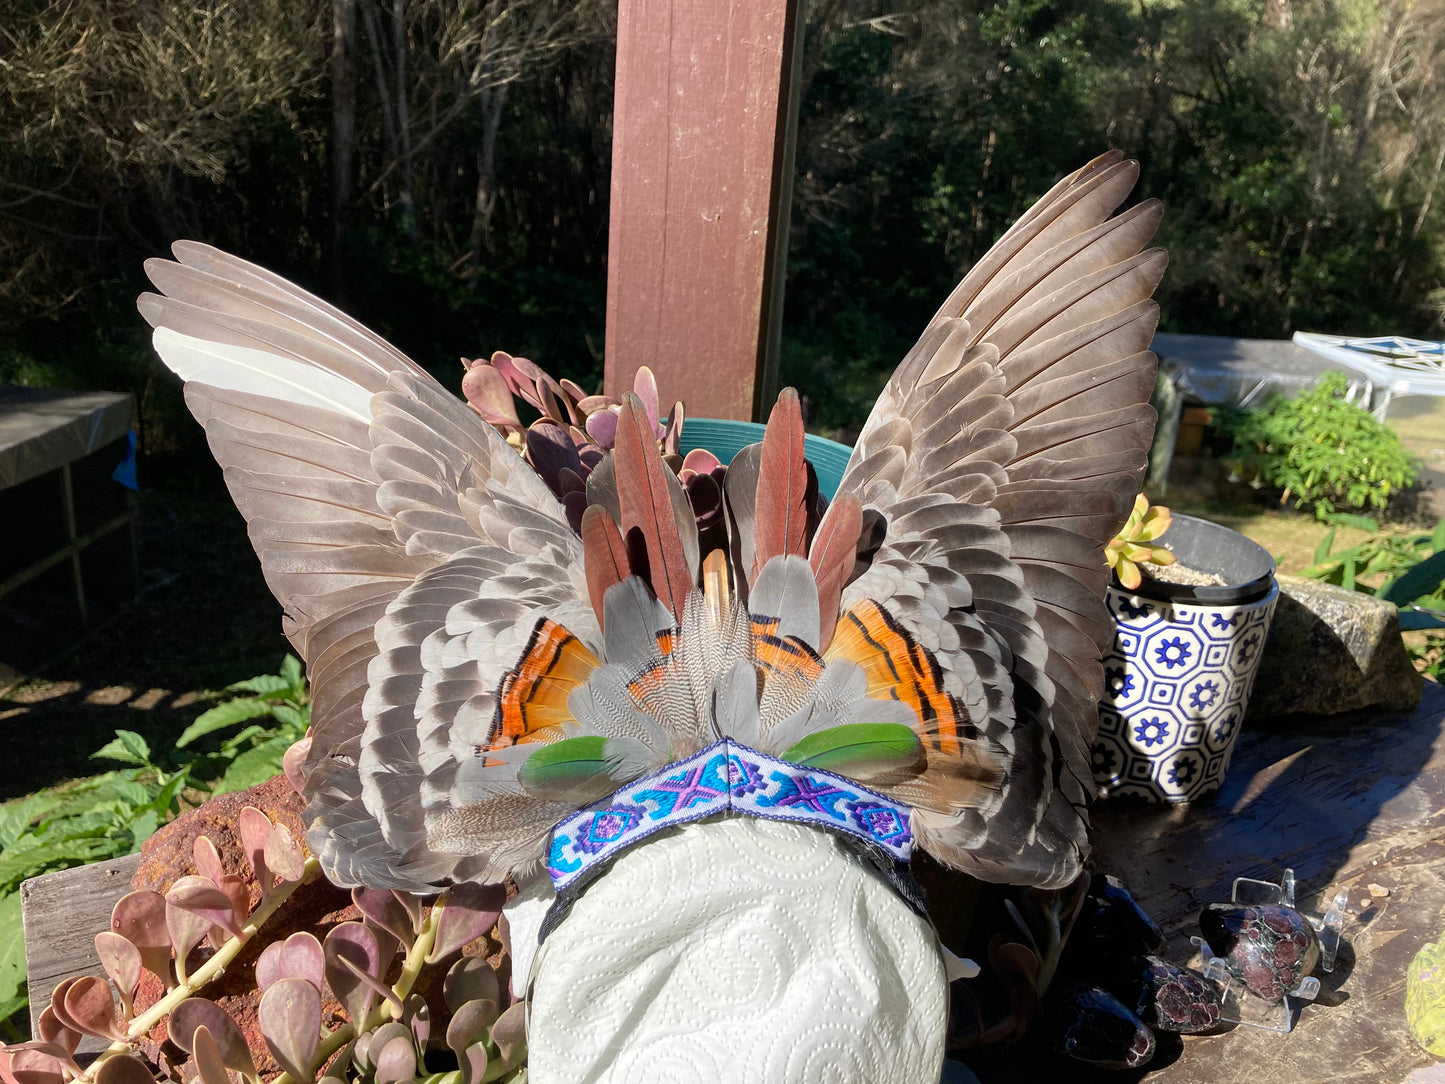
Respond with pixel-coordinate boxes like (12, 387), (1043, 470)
(518, 736), (617, 799)
(781, 723), (921, 774)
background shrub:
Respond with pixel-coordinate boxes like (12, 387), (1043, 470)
(1219, 373), (1418, 519)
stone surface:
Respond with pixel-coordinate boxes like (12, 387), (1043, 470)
(1079, 680), (1445, 1083)
(1054, 984), (1156, 1069)
(1247, 573), (1422, 719)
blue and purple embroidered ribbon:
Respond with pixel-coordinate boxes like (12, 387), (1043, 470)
(546, 739), (914, 893)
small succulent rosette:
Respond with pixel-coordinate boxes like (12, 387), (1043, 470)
(1092, 582), (1279, 802)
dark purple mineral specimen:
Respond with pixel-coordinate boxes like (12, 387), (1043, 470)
(1199, 903), (1320, 1002)
(1134, 955), (1221, 1033)
(1056, 984), (1156, 1070)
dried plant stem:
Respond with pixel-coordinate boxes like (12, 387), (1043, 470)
(83, 858), (324, 1081)
(268, 900), (442, 1084)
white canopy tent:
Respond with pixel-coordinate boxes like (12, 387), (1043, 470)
(1292, 332), (1445, 419)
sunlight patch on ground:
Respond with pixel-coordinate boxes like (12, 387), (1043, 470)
(7, 679), (82, 703)
(1169, 503), (1419, 578)
(85, 686), (133, 706)
(129, 688), (168, 710)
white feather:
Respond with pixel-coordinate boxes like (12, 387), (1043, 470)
(152, 326), (374, 421)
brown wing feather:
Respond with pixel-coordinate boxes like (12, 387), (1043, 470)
(581, 505), (631, 630)
(837, 153), (1164, 888)
(808, 493), (864, 653)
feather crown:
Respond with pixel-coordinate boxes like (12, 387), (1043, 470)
(139, 151), (1164, 897)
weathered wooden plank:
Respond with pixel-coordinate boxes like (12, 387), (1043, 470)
(604, 0), (802, 421)
(22, 852), (140, 1049)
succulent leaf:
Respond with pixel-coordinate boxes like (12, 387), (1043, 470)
(324, 922), (383, 1027)
(351, 888), (415, 948)
(167, 876), (244, 939)
(1107, 493), (1173, 586)
(93, 932), (142, 1015)
(237, 807), (273, 887)
(262, 823), (306, 883)
(443, 958), (500, 1015)
(191, 1026), (232, 1084)
(34, 1009), (80, 1059)
(428, 883), (506, 964)
(169, 998), (259, 1080)
(282, 736), (312, 795)
(445, 999), (500, 1056)
(258, 978), (321, 1084)
(490, 1003), (528, 1075)
(60, 977), (125, 1041)
(111, 891), (172, 986)
(193, 837), (226, 887)
(93, 1054), (154, 1084)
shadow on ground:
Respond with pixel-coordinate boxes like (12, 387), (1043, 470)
(0, 491), (289, 800)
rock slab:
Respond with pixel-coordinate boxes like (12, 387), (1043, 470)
(1248, 574), (1422, 719)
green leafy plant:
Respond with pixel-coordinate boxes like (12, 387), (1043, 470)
(1219, 373), (1417, 519)
(0, 738), (189, 1036)
(0, 657), (312, 1035)
(172, 655), (310, 795)
(1105, 494), (1175, 591)
(1301, 517), (1445, 678)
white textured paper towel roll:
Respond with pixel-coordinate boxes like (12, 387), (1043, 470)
(508, 816), (948, 1083)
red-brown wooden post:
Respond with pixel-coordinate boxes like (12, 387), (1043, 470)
(604, 0), (803, 421)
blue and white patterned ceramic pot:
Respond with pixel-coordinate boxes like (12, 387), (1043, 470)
(1093, 515), (1278, 803)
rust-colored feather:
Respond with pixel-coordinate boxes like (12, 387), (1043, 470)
(581, 504), (630, 631)
(488, 618), (601, 758)
(825, 601), (970, 755)
(752, 388), (809, 580)
(613, 393), (694, 620)
(808, 493), (863, 653)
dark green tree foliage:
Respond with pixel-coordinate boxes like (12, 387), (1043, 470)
(783, 0), (1445, 434)
(0, 0), (1442, 451)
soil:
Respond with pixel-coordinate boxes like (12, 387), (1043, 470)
(1139, 560), (1227, 588)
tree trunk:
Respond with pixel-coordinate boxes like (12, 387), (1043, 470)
(393, 0), (419, 247)
(468, 84), (509, 269)
(329, 0), (358, 301)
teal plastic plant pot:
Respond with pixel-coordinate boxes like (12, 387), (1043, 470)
(680, 418), (853, 501)
(1093, 518), (1280, 803)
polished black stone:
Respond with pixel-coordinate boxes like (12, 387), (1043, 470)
(1056, 984), (1157, 1069)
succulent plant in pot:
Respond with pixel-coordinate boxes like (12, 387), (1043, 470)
(0, 774), (526, 1084)
(1104, 495), (1175, 591)
(1093, 497), (1280, 803)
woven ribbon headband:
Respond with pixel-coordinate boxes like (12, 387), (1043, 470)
(539, 739), (923, 938)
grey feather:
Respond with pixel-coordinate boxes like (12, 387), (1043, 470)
(711, 660), (762, 746)
(602, 577), (672, 671)
(748, 555), (821, 649)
